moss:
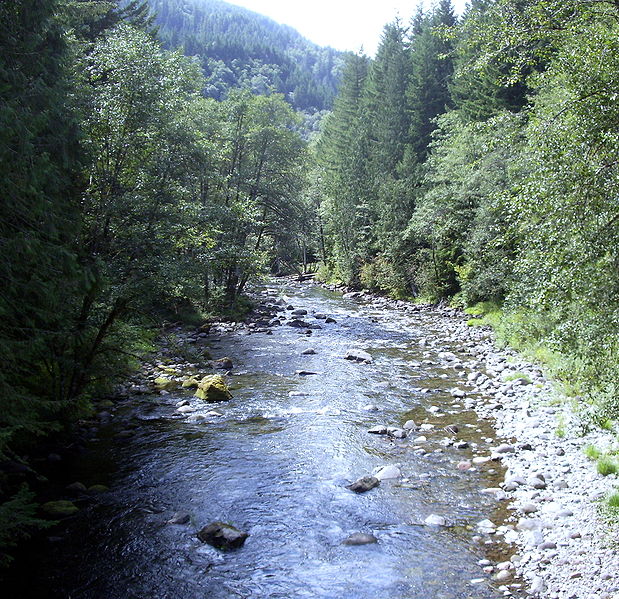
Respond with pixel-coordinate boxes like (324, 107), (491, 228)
(182, 377), (199, 388)
(88, 484), (109, 493)
(41, 500), (79, 517)
(194, 375), (232, 402)
(154, 377), (180, 391)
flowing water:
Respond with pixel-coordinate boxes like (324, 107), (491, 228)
(18, 282), (521, 599)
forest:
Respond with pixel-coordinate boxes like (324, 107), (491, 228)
(2, 0), (619, 575)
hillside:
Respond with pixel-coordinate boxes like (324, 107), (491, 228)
(149, 0), (347, 111)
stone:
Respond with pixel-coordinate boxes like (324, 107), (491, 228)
(314, 313), (327, 320)
(529, 576), (546, 596)
(374, 465), (401, 480)
(287, 319), (310, 328)
(403, 419), (417, 430)
(194, 375), (232, 402)
(88, 484), (109, 493)
(41, 500), (79, 517)
(477, 519), (497, 533)
(494, 443), (515, 454)
(65, 482), (87, 494)
(213, 357), (233, 370)
(342, 533), (378, 546)
(389, 428), (407, 439)
(325, 317), (337, 324)
(495, 570), (511, 582)
(344, 349), (373, 363)
(197, 522), (249, 551)
(528, 477), (547, 490)
(301, 348), (316, 355)
(368, 426), (388, 435)
(424, 514), (447, 526)
(347, 476), (380, 493)
(296, 370), (318, 376)
(167, 511), (191, 525)
(291, 309), (308, 316)
(521, 503), (539, 514)
(154, 377), (180, 392)
(181, 377), (199, 389)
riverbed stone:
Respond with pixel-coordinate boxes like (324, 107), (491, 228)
(301, 348), (317, 355)
(424, 514), (447, 526)
(194, 375), (232, 402)
(342, 532), (378, 546)
(403, 419), (417, 430)
(344, 349), (373, 363)
(197, 522), (249, 551)
(368, 426), (388, 435)
(374, 465), (401, 480)
(287, 319), (310, 328)
(213, 357), (233, 370)
(347, 476), (380, 493)
(167, 511), (191, 525)
(291, 309), (308, 316)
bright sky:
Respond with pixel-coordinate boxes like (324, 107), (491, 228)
(226, 0), (468, 55)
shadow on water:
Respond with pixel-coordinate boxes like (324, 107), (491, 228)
(10, 282), (525, 599)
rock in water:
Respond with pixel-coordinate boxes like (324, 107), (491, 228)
(342, 533), (378, 546)
(347, 476), (380, 493)
(344, 349), (373, 363)
(213, 357), (234, 370)
(374, 465), (401, 480)
(194, 375), (232, 402)
(424, 514), (447, 527)
(167, 511), (190, 525)
(301, 348), (317, 355)
(197, 522), (249, 551)
(287, 319), (310, 328)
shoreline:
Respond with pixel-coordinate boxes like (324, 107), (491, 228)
(322, 281), (619, 599)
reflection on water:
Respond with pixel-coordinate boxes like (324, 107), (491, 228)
(16, 282), (522, 599)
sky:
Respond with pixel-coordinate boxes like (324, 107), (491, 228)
(226, 0), (468, 55)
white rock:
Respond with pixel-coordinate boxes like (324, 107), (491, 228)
(424, 514), (447, 526)
(374, 465), (401, 480)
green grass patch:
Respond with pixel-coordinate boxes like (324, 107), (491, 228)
(597, 456), (619, 476)
(584, 444), (602, 460)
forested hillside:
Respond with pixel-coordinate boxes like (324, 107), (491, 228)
(315, 0), (619, 426)
(150, 0), (345, 112)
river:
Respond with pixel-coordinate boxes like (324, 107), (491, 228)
(17, 281), (521, 599)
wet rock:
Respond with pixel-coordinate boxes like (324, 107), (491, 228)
(528, 476), (547, 490)
(287, 319), (310, 328)
(177, 405), (194, 414)
(344, 349), (373, 364)
(301, 348), (316, 355)
(194, 375), (232, 402)
(167, 511), (191, 525)
(374, 465), (401, 480)
(42, 500), (79, 518)
(291, 309), (308, 316)
(444, 424), (459, 435)
(424, 514), (447, 526)
(197, 522), (249, 551)
(154, 377), (180, 392)
(314, 313), (327, 320)
(347, 476), (380, 493)
(389, 428), (407, 439)
(88, 484), (109, 493)
(296, 370), (318, 376)
(477, 519), (497, 533)
(213, 357), (233, 370)
(368, 426), (388, 435)
(342, 533), (378, 546)
(494, 443), (515, 454)
(325, 317), (337, 324)
(363, 404), (380, 412)
(403, 419), (417, 430)
(65, 482), (87, 494)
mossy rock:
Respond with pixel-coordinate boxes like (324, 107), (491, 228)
(88, 484), (109, 493)
(154, 377), (180, 391)
(195, 375), (232, 402)
(42, 500), (79, 517)
(98, 400), (115, 409)
(161, 366), (181, 375)
(182, 377), (200, 389)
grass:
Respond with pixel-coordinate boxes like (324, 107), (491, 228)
(597, 455), (619, 476)
(607, 492), (619, 508)
(584, 444), (602, 460)
(503, 371), (532, 384)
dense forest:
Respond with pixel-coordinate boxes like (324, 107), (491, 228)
(150, 0), (346, 115)
(2, 0), (619, 574)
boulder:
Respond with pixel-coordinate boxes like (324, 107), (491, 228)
(194, 375), (232, 402)
(374, 465), (401, 480)
(154, 377), (180, 392)
(347, 476), (380, 493)
(197, 521), (249, 551)
(344, 349), (373, 364)
(287, 319), (310, 328)
(325, 317), (337, 324)
(424, 514), (447, 526)
(301, 348), (317, 355)
(291, 309), (308, 316)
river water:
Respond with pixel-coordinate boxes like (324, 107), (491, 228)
(19, 282), (521, 599)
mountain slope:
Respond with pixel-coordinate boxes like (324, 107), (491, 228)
(149, 0), (347, 111)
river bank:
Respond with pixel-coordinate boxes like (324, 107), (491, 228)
(321, 282), (619, 599)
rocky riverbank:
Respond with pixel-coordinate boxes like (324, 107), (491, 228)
(321, 282), (619, 599)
